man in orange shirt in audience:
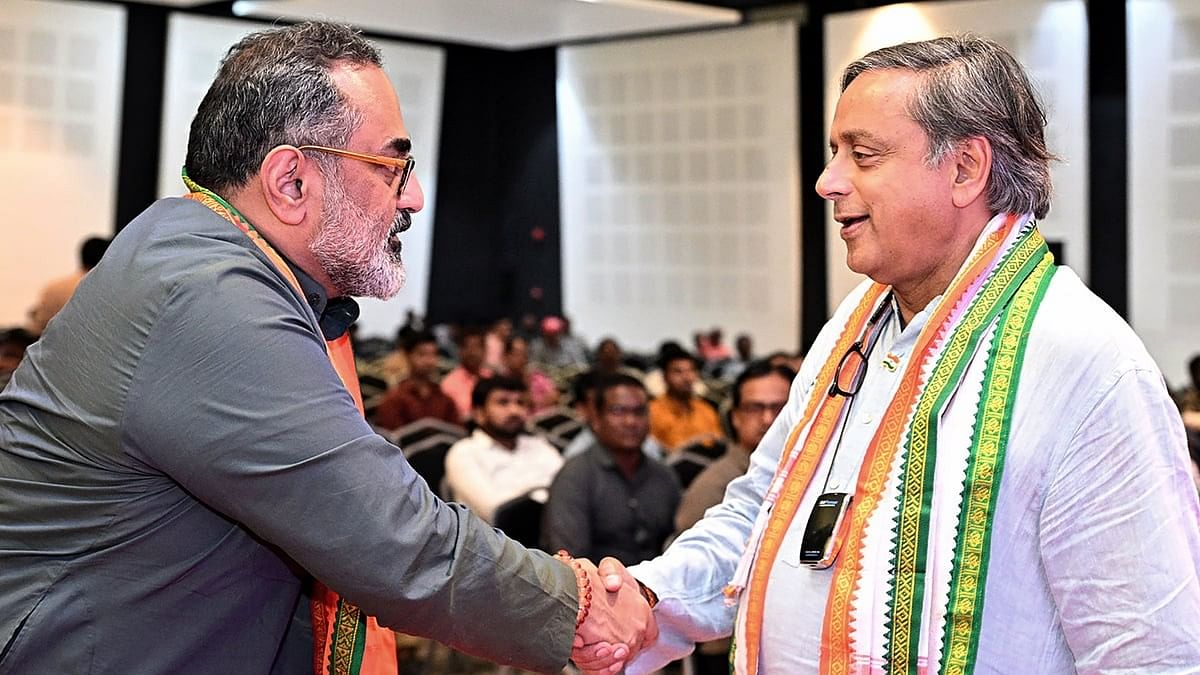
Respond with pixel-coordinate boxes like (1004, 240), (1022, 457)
(648, 345), (721, 453)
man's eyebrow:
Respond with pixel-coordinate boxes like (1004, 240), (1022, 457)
(837, 128), (887, 147)
(384, 137), (412, 155)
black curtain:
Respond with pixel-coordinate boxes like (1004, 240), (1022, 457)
(426, 45), (561, 327)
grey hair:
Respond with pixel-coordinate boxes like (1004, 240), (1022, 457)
(185, 21), (382, 193)
(842, 34), (1055, 219)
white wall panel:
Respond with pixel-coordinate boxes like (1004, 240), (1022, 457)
(0, 0), (125, 327)
(158, 14), (444, 339)
(1129, 0), (1200, 387)
(825, 1), (1087, 311)
(559, 21), (800, 354)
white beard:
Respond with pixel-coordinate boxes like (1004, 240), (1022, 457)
(309, 175), (407, 299)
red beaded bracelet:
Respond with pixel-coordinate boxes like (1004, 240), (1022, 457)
(555, 550), (591, 630)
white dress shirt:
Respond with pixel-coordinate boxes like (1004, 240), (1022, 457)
(444, 429), (563, 523)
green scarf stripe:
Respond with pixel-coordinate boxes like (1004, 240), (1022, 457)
(883, 229), (1048, 674)
(348, 604), (368, 674)
(939, 255), (1056, 675)
(882, 230), (1045, 666)
(327, 600), (368, 675)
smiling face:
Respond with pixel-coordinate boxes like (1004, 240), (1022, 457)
(816, 69), (976, 306)
(309, 64), (425, 299)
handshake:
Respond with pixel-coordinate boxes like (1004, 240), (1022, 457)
(558, 553), (659, 674)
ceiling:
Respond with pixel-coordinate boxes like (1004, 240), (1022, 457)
(129, 0), (749, 50)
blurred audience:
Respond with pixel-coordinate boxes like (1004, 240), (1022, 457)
(484, 317), (513, 372)
(374, 330), (459, 431)
(501, 335), (559, 413)
(1174, 354), (1200, 435)
(444, 376), (562, 524)
(27, 236), (109, 336)
(441, 326), (493, 423)
(530, 316), (588, 371)
(0, 328), (36, 390)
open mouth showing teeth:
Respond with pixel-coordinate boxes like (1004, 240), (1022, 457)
(840, 216), (868, 227)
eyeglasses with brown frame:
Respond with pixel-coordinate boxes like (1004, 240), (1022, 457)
(827, 293), (894, 399)
(297, 145), (416, 197)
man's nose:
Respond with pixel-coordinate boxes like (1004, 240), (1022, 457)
(815, 154), (850, 201)
(398, 173), (424, 213)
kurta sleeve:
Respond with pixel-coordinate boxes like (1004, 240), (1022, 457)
(1040, 366), (1200, 672)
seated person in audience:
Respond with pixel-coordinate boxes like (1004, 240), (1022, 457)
(543, 374), (681, 565)
(373, 327), (411, 389)
(26, 236), (109, 336)
(671, 360), (795, 675)
(644, 340), (710, 399)
(594, 336), (644, 379)
(717, 332), (756, 382)
(441, 325), (493, 423)
(373, 330), (459, 431)
(484, 317), (513, 372)
(502, 334), (559, 413)
(648, 345), (722, 453)
(563, 370), (663, 460)
(0, 328), (36, 390)
(444, 376), (563, 524)
(530, 316), (588, 371)
(1174, 354), (1200, 434)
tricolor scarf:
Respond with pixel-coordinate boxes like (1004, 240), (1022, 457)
(182, 174), (398, 675)
(728, 212), (1055, 675)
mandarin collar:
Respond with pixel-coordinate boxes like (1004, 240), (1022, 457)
(279, 254), (359, 341)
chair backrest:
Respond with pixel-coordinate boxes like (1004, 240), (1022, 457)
(403, 433), (458, 494)
(492, 491), (547, 550)
(527, 406), (581, 433)
(391, 418), (467, 449)
(666, 450), (713, 489)
(677, 436), (728, 461)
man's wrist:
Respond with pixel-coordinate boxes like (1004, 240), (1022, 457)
(554, 550), (591, 629)
(635, 579), (658, 609)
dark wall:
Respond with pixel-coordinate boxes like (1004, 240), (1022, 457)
(426, 46), (561, 326)
(114, 3), (168, 229)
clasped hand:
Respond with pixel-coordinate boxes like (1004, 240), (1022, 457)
(569, 557), (657, 674)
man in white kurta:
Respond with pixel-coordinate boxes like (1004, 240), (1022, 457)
(582, 35), (1200, 675)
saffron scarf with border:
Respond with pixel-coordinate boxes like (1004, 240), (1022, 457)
(182, 173), (398, 675)
(727, 212), (1055, 675)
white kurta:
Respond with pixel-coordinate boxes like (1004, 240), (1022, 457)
(629, 266), (1200, 674)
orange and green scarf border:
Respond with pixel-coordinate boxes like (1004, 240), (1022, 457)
(882, 229), (1054, 675)
(182, 171), (397, 675)
(733, 214), (1054, 675)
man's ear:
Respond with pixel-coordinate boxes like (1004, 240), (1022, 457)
(950, 136), (992, 209)
(258, 146), (311, 226)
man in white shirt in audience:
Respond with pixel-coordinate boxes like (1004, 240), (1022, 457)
(445, 375), (563, 523)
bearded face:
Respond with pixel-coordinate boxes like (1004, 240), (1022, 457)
(308, 164), (410, 299)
